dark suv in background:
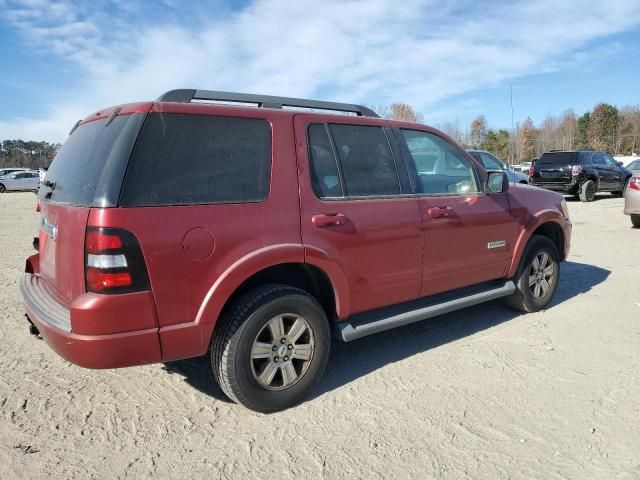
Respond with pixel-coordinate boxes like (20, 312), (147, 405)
(530, 150), (632, 202)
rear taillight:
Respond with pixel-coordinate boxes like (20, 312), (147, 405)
(529, 164), (535, 177)
(630, 177), (640, 191)
(85, 227), (150, 294)
(571, 165), (582, 176)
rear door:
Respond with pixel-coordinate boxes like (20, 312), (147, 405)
(295, 116), (423, 315)
(395, 128), (514, 297)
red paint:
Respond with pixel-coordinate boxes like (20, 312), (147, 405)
(22, 99), (572, 369)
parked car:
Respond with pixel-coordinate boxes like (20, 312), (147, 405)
(624, 176), (640, 227)
(514, 161), (532, 174)
(0, 170), (40, 192)
(466, 150), (529, 184)
(0, 167), (30, 178)
(529, 150), (632, 202)
(625, 159), (640, 176)
(21, 89), (572, 412)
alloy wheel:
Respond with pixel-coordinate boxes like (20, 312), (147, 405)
(528, 252), (555, 299)
(250, 313), (315, 391)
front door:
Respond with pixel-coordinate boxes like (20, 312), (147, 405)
(294, 116), (424, 316)
(394, 128), (514, 297)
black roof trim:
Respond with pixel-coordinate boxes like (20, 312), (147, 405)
(156, 89), (379, 118)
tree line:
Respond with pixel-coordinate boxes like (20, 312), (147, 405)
(0, 140), (61, 169)
(377, 102), (640, 164)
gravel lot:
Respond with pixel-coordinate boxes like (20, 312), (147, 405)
(1, 191), (638, 479)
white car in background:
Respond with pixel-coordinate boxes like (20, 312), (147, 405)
(0, 167), (30, 178)
(0, 170), (40, 192)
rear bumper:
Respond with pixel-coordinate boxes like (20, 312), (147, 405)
(20, 273), (161, 369)
(531, 182), (578, 194)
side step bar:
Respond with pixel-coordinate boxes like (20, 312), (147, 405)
(337, 280), (516, 342)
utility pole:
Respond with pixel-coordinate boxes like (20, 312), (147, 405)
(509, 84), (515, 164)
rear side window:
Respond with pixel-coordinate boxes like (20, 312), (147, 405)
(120, 113), (271, 206)
(538, 152), (578, 165)
(328, 124), (400, 197)
(40, 114), (145, 206)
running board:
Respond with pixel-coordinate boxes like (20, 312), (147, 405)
(337, 280), (516, 342)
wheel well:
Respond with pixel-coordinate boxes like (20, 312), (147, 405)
(532, 222), (565, 260)
(224, 263), (336, 321)
(518, 180), (528, 184)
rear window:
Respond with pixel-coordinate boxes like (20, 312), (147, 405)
(39, 114), (145, 206)
(120, 113), (271, 206)
(537, 152), (578, 165)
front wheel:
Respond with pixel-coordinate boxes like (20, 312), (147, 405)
(211, 284), (330, 413)
(505, 235), (560, 313)
(0, 184), (5, 193)
(631, 214), (640, 228)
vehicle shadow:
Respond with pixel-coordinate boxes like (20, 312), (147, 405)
(161, 261), (609, 406)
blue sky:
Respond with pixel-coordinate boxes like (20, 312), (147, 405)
(1, 0), (640, 143)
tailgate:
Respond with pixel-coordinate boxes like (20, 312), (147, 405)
(536, 165), (573, 183)
(38, 202), (90, 307)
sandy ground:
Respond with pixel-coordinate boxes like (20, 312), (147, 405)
(0, 191), (639, 479)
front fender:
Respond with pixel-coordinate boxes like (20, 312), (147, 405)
(507, 209), (567, 278)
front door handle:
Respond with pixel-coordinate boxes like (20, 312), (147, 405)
(312, 213), (346, 227)
(427, 206), (453, 219)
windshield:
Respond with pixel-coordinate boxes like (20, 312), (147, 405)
(39, 113), (145, 206)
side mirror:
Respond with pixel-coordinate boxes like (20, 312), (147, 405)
(616, 161), (624, 167)
(485, 170), (509, 194)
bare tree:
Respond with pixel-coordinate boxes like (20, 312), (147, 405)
(469, 115), (487, 149)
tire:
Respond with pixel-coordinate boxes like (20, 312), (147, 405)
(0, 184), (5, 193)
(211, 284), (330, 413)
(631, 214), (640, 228)
(579, 179), (596, 202)
(504, 235), (560, 313)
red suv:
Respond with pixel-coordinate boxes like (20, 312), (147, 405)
(21, 90), (572, 412)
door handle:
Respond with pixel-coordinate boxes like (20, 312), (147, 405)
(312, 213), (346, 227)
(427, 206), (453, 219)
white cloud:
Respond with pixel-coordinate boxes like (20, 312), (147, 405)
(1, 0), (640, 142)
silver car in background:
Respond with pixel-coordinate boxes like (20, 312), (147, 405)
(624, 176), (640, 228)
(0, 170), (40, 192)
(466, 150), (530, 184)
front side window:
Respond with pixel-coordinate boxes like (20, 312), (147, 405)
(120, 113), (271, 206)
(603, 153), (618, 166)
(401, 129), (479, 195)
(329, 124), (400, 197)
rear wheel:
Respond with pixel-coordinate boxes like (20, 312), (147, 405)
(211, 284), (330, 413)
(631, 214), (640, 228)
(0, 184), (5, 193)
(505, 235), (560, 313)
(579, 179), (596, 202)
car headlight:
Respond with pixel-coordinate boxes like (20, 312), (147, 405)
(560, 199), (570, 220)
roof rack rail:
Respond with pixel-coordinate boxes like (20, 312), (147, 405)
(156, 89), (379, 118)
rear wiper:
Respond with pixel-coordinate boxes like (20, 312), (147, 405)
(40, 180), (56, 199)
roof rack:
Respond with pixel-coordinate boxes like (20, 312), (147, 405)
(156, 89), (379, 118)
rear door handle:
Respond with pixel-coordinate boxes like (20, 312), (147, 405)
(427, 206), (453, 219)
(312, 213), (346, 227)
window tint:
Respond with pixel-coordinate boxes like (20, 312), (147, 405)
(591, 153), (605, 165)
(539, 152), (578, 165)
(328, 124), (400, 197)
(308, 124), (343, 198)
(121, 113), (271, 206)
(41, 114), (145, 206)
(401, 129), (479, 195)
